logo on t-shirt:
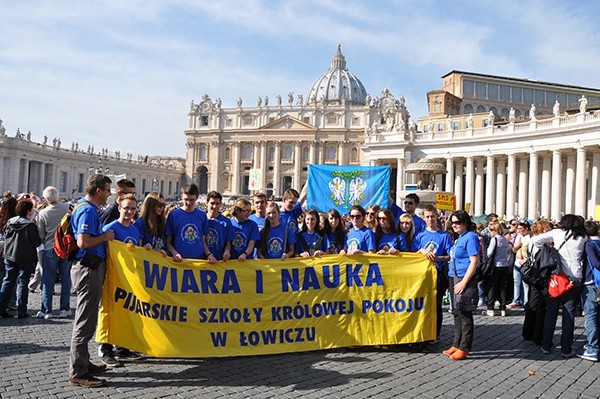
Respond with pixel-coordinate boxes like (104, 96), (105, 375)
(206, 228), (218, 246)
(347, 238), (360, 252)
(424, 240), (440, 254)
(123, 236), (138, 245)
(180, 224), (200, 243)
(269, 237), (283, 256)
(232, 232), (247, 251)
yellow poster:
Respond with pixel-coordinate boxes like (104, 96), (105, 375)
(435, 193), (456, 211)
(97, 241), (437, 358)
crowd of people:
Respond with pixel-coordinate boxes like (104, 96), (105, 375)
(0, 174), (598, 388)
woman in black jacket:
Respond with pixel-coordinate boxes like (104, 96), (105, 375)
(0, 199), (41, 318)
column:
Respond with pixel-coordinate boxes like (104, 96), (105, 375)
(232, 142), (240, 194)
(253, 142), (260, 169)
(454, 160), (464, 211)
(260, 141), (267, 191)
(551, 150), (562, 221)
(540, 155), (551, 219)
(293, 141), (301, 188)
(445, 157), (454, 194)
(527, 152), (538, 220)
(465, 157), (474, 214)
(565, 154), (575, 214)
(506, 154), (516, 219)
(396, 158), (405, 205)
(209, 141), (220, 190)
(273, 141), (281, 196)
(309, 142), (316, 165)
(485, 155), (495, 214)
(575, 147), (587, 217)
(590, 153), (600, 220)
(517, 158), (528, 218)
(338, 141), (346, 165)
(495, 159), (506, 218)
(474, 159), (484, 216)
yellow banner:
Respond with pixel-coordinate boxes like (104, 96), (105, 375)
(97, 241), (437, 358)
(435, 192), (456, 211)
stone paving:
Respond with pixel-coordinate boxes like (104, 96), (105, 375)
(0, 286), (598, 398)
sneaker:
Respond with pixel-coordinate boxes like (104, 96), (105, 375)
(87, 363), (107, 374)
(485, 310), (495, 317)
(35, 311), (48, 318)
(477, 299), (485, 307)
(101, 355), (124, 368)
(561, 351), (576, 358)
(69, 373), (106, 388)
(576, 349), (599, 362)
(507, 302), (520, 309)
(59, 309), (73, 318)
(541, 347), (552, 354)
(44, 313), (54, 320)
(500, 310), (506, 317)
(115, 350), (143, 361)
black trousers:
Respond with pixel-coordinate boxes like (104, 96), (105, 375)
(436, 264), (450, 339)
(522, 284), (547, 345)
(486, 267), (510, 310)
(449, 276), (474, 351)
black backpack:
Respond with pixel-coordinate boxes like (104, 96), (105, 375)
(521, 243), (561, 289)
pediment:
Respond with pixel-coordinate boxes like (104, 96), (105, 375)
(259, 116), (316, 131)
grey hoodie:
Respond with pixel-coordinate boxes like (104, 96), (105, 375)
(3, 216), (41, 265)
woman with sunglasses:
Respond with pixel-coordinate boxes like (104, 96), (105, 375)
(135, 192), (167, 255)
(230, 198), (260, 260)
(324, 209), (346, 254)
(374, 209), (399, 254)
(397, 213), (416, 252)
(340, 206), (376, 256)
(364, 204), (380, 230)
(443, 210), (479, 360)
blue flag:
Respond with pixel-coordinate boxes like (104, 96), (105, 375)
(307, 165), (390, 213)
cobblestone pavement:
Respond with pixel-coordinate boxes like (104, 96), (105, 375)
(0, 287), (598, 399)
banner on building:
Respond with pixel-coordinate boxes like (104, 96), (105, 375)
(306, 164), (390, 213)
(97, 241), (436, 358)
(248, 168), (261, 191)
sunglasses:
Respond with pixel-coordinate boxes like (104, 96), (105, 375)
(349, 214), (362, 219)
(377, 217), (387, 221)
(404, 201), (414, 205)
(451, 220), (461, 225)
(366, 212), (375, 216)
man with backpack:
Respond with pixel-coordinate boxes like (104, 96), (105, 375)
(68, 174), (115, 388)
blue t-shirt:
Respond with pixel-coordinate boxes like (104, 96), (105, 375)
(133, 218), (165, 251)
(248, 214), (265, 231)
(345, 226), (376, 253)
(71, 200), (105, 259)
(165, 208), (207, 260)
(296, 231), (328, 255)
(397, 232), (408, 252)
(326, 231), (345, 254)
(413, 229), (453, 269)
(412, 215), (426, 235)
(102, 220), (141, 246)
(262, 224), (296, 259)
(377, 231), (399, 252)
(390, 203), (405, 224)
(280, 202), (303, 237)
(449, 230), (480, 277)
(206, 214), (236, 261)
(230, 218), (260, 259)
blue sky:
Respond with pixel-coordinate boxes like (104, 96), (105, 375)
(2, 0), (600, 158)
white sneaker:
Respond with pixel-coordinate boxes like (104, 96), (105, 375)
(59, 309), (73, 318)
(44, 313), (54, 320)
(34, 311), (47, 318)
(486, 310), (495, 317)
(500, 310), (506, 317)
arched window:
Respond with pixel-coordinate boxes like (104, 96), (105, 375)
(243, 145), (252, 160)
(224, 146), (231, 161)
(463, 103), (473, 114)
(476, 105), (486, 113)
(327, 145), (336, 160)
(350, 147), (359, 162)
(268, 147), (274, 162)
(501, 108), (509, 117)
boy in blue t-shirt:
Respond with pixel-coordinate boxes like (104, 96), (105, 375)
(279, 188), (304, 237)
(205, 191), (235, 261)
(102, 194), (141, 246)
(165, 184), (211, 262)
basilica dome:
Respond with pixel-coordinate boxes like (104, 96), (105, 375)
(307, 45), (368, 106)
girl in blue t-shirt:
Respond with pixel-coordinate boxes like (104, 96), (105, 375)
(258, 202), (295, 260)
(102, 194), (141, 246)
(230, 198), (260, 260)
(374, 208), (399, 254)
(341, 205), (376, 255)
(323, 209), (346, 254)
(296, 209), (327, 257)
(397, 213), (415, 252)
(134, 192), (167, 255)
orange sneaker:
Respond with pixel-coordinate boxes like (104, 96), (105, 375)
(442, 346), (459, 356)
(450, 349), (468, 360)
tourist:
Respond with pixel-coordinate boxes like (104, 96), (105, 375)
(230, 197), (260, 260)
(340, 206), (376, 255)
(204, 191), (235, 261)
(258, 201), (295, 260)
(402, 193), (425, 234)
(364, 204), (380, 230)
(134, 192), (167, 254)
(577, 220), (599, 361)
(99, 179), (135, 225)
(484, 223), (512, 317)
(397, 213), (415, 252)
(249, 192), (267, 231)
(374, 208), (398, 254)
(509, 221), (532, 309)
(323, 209), (346, 254)
(296, 209), (327, 257)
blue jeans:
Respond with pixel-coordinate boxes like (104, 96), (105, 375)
(0, 259), (35, 315)
(542, 284), (583, 354)
(582, 284), (599, 355)
(40, 249), (72, 314)
(513, 265), (528, 305)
